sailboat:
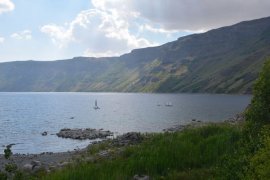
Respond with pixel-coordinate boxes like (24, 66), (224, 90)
(93, 99), (100, 110)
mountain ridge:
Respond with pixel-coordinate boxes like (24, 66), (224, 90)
(1, 16), (270, 93)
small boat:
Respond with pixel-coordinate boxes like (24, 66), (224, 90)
(93, 100), (100, 110)
(165, 102), (173, 107)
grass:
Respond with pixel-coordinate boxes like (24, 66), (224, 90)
(43, 123), (242, 180)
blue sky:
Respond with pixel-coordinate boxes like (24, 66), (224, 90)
(0, 0), (270, 62)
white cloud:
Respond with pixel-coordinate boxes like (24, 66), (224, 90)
(0, 36), (4, 43)
(41, 5), (156, 57)
(41, 24), (72, 48)
(11, 30), (32, 40)
(0, 0), (14, 14)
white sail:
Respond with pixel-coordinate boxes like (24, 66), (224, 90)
(94, 99), (100, 110)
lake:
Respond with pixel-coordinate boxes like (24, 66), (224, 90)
(0, 93), (251, 154)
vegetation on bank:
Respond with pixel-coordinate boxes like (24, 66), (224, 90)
(220, 59), (270, 179)
(44, 124), (241, 180)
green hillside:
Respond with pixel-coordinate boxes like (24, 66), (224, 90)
(1, 16), (270, 93)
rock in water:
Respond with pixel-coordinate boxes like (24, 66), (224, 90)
(56, 128), (113, 140)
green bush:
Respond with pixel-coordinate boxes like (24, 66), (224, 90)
(244, 59), (270, 148)
(5, 163), (17, 173)
(246, 59), (270, 124)
(219, 58), (270, 179)
(247, 125), (270, 179)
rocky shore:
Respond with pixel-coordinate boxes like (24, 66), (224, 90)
(0, 151), (79, 174)
(0, 115), (245, 175)
(224, 113), (245, 124)
(163, 119), (205, 132)
(0, 132), (143, 174)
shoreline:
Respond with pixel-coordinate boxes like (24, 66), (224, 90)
(0, 113), (244, 173)
(0, 131), (145, 173)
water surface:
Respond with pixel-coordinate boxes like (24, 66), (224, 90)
(0, 93), (251, 154)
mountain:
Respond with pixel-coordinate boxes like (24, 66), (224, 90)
(1, 16), (270, 93)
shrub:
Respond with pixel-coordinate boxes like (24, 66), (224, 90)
(247, 125), (270, 179)
(246, 59), (270, 124)
(244, 59), (270, 152)
(4, 146), (12, 160)
(219, 58), (270, 179)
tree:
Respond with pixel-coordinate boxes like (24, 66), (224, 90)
(4, 145), (12, 160)
(246, 59), (270, 124)
(244, 58), (270, 152)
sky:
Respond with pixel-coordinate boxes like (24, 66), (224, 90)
(0, 0), (270, 62)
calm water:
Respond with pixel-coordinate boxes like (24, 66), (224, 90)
(0, 93), (251, 154)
